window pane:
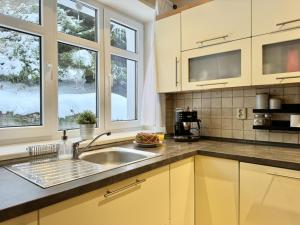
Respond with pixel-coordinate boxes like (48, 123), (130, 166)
(110, 21), (136, 52)
(57, 0), (97, 42)
(0, 0), (40, 24)
(58, 43), (97, 130)
(111, 55), (137, 121)
(0, 27), (41, 127)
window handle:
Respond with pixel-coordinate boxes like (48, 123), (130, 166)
(46, 64), (53, 80)
(175, 57), (179, 87)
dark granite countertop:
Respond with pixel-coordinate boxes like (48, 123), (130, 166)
(0, 139), (300, 222)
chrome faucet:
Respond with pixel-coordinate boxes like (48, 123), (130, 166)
(73, 132), (112, 159)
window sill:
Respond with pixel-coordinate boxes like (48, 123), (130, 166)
(0, 130), (152, 162)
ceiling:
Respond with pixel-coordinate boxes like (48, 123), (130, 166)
(96, 0), (156, 22)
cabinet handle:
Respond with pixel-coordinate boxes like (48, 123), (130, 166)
(276, 18), (300, 27)
(196, 82), (228, 87)
(175, 57), (179, 87)
(267, 172), (300, 180)
(276, 75), (300, 80)
(104, 179), (146, 198)
(196, 35), (229, 45)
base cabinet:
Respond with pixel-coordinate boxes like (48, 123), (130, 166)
(195, 156), (239, 225)
(0, 213), (37, 225)
(170, 157), (194, 225)
(240, 163), (300, 225)
(39, 166), (169, 225)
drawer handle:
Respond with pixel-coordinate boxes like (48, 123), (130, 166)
(196, 82), (228, 87)
(104, 179), (146, 198)
(276, 18), (300, 27)
(267, 172), (300, 180)
(196, 35), (229, 45)
(276, 75), (300, 80)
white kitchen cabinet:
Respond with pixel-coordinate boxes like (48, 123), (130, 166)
(252, 29), (300, 85)
(39, 166), (169, 225)
(0, 213), (37, 225)
(182, 38), (251, 91)
(252, 0), (300, 36)
(170, 157), (194, 225)
(181, 0), (251, 51)
(240, 163), (300, 225)
(195, 156), (239, 225)
(155, 14), (181, 93)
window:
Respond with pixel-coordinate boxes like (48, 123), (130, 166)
(58, 43), (97, 130)
(0, 1), (144, 143)
(105, 9), (143, 129)
(57, 0), (97, 41)
(110, 21), (136, 52)
(0, 0), (40, 24)
(0, 27), (41, 128)
(111, 55), (137, 121)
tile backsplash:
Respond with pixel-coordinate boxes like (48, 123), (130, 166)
(165, 85), (300, 144)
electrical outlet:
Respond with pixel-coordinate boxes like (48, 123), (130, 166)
(236, 108), (247, 120)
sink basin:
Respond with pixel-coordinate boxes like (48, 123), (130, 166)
(79, 147), (161, 170)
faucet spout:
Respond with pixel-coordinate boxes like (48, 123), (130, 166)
(73, 132), (111, 159)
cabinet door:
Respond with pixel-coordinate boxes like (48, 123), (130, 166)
(182, 38), (251, 91)
(0, 212), (37, 225)
(240, 163), (300, 225)
(252, 29), (300, 85)
(170, 157), (194, 225)
(39, 166), (169, 225)
(195, 156), (239, 225)
(155, 14), (181, 93)
(253, 0), (300, 36)
(181, 0), (251, 51)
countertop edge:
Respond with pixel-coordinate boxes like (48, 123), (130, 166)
(1, 144), (300, 222)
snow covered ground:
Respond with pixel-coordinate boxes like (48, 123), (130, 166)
(0, 82), (128, 122)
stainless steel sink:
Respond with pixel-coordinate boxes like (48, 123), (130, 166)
(79, 147), (161, 170)
(6, 147), (161, 188)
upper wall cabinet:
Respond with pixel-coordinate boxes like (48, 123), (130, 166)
(181, 0), (251, 51)
(252, 29), (300, 85)
(156, 14), (181, 93)
(253, 0), (300, 36)
(182, 38), (251, 91)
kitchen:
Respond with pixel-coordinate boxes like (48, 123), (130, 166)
(0, 0), (300, 225)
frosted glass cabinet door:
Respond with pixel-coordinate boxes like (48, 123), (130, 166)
(182, 38), (251, 91)
(252, 29), (300, 85)
(240, 163), (300, 225)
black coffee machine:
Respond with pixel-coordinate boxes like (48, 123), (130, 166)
(174, 109), (201, 142)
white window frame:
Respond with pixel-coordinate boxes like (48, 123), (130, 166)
(0, 1), (145, 145)
(104, 8), (144, 131)
(0, 0), (54, 143)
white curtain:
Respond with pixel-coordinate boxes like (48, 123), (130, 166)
(141, 21), (165, 132)
(141, 0), (173, 132)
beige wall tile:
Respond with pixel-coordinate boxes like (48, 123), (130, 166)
(270, 87), (283, 96)
(244, 96), (256, 108)
(233, 130), (244, 139)
(244, 131), (255, 140)
(202, 108), (211, 118)
(244, 120), (253, 130)
(269, 132), (284, 143)
(255, 130), (269, 142)
(192, 98), (202, 109)
(211, 118), (221, 129)
(193, 92), (202, 99)
(233, 88), (244, 97)
(211, 98), (221, 108)
(184, 93), (193, 99)
(222, 89), (233, 97)
(222, 129), (233, 138)
(247, 108), (254, 119)
(244, 88), (256, 97)
(222, 119), (233, 130)
(222, 97), (233, 108)
(210, 129), (221, 137)
(202, 98), (211, 108)
(211, 108), (221, 118)
(284, 86), (299, 95)
(233, 97), (244, 108)
(233, 119), (243, 130)
(211, 90), (222, 98)
(176, 99), (185, 108)
(283, 133), (299, 144)
(185, 99), (192, 109)
(202, 91), (211, 98)
(222, 108), (233, 118)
